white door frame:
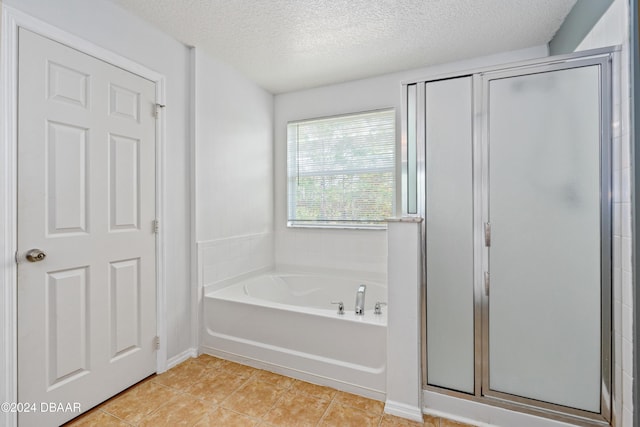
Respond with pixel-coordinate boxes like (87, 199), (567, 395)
(0, 6), (168, 427)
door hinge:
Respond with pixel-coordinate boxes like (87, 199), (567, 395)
(154, 336), (160, 350)
(154, 103), (165, 118)
(484, 271), (490, 296)
(153, 219), (159, 234)
(484, 222), (491, 247)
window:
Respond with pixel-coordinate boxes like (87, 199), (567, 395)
(287, 109), (395, 228)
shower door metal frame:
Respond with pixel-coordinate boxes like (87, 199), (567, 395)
(406, 47), (616, 427)
(478, 54), (613, 425)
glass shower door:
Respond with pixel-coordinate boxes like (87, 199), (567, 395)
(425, 77), (475, 394)
(484, 63), (608, 413)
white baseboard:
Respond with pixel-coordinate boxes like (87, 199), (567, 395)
(165, 347), (198, 370)
(384, 400), (424, 422)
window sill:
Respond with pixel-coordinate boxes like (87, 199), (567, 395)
(286, 222), (388, 230)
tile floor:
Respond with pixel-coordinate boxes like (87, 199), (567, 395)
(65, 354), (474, 427)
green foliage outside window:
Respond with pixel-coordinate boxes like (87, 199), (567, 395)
(287, 109), (395, 227)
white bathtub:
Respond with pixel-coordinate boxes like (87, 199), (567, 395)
(202, 272), (387, 400)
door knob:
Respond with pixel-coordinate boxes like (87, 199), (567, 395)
(25, 249), (46, 262)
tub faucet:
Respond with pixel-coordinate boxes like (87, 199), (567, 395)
(355, 284), (366, 315)
(331, 301), (345, 315)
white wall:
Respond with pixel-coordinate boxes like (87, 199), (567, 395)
(273, 46), (547, 277)
(194, 49), (274, 290)
(3, 0), (193, 360)
(575, 1), (633, 425)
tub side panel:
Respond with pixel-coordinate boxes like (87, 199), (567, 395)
(203, 297), (386, 394)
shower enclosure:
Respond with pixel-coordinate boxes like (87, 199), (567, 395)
(403, 49), (614, 425)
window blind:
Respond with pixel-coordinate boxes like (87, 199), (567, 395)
(287, 109), (395, 227)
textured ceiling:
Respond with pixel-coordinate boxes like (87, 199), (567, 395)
(111, 0), (577, 94)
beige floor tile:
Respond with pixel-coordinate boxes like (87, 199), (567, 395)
(66, 357), (471, 427)
(185, 370), (249, 404)
(222, 378), (287, 418)
(289, 380), (338, 401)
(220, 360), (259, 378)
(193, 407), (259, 427)
(334, 391), (385, 414)
(64, 409), (130, 426)
(263, 391), (331, 427)
(101, 380), (179, 424)
(380, 413), (425, 426)
(194, 353), (227, 370)
(252, 370), (296, 389)
(441, 418), (475, 427)
(152, 359), (208, 391)
(138, 393), (214, 427)
(318, 402), (381, 427)
(423, 414), (441, 427)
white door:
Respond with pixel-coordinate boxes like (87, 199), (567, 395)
(17, 28), (157, 427)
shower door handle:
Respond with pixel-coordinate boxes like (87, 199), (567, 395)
(484, 222), (491, 247)
(484, 272), (490, 296)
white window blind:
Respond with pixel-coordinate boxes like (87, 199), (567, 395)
(287, 109), (395, 228)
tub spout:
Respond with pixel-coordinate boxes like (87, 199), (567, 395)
(355, 284), (366, 315)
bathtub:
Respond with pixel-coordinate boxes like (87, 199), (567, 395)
(201, 272), (387, 400)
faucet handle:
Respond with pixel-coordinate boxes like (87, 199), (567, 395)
(331, 301), (345, 315)
(374, 302), (387, 315)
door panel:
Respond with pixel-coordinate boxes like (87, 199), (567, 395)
(486, 65), (602, 412)
(17, 28), (157, 426)
(109, 134), (141, 231)
(47, 121), (89, 235)
(47, 267), (90, 387)
(110, 258), (142, 359)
